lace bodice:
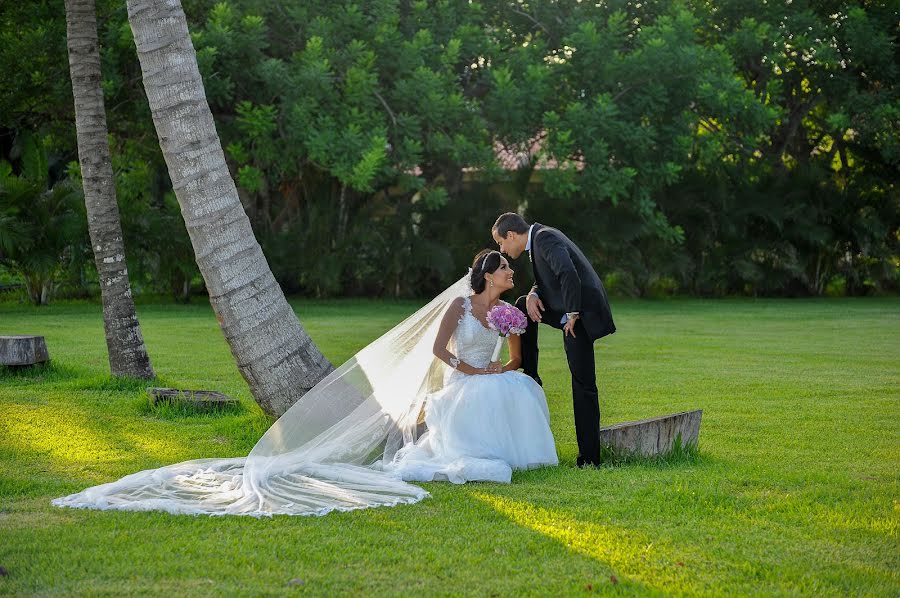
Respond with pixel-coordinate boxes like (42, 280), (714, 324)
(450, 296), (503, 372)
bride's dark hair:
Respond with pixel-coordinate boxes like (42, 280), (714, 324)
(470, 249), (503, 294)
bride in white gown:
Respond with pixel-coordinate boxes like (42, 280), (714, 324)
(52, 250), (557, 517)
(386, 249), (558, 483)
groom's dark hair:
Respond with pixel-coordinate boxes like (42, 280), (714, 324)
(493, 212), (530, 237)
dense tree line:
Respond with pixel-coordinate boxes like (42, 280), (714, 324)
(1, 0), (897, 302)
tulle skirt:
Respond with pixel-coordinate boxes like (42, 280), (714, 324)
(386, 370), (559, 483)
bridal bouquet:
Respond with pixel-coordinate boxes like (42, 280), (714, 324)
(486, 304), (528, 362)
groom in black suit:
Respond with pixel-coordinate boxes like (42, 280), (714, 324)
(492, 213), (615, 467)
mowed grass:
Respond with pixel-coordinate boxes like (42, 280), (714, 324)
(0, 297), (897, 596)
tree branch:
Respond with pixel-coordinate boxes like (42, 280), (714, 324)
(612, 73), (693, 102)
(509, 6), (551, 38)
(373, 90), (397, 126)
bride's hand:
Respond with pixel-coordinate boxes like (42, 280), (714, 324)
(483, 361), (504, 374)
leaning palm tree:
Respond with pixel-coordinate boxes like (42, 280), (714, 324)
(65, 0), (154, 379)
(125, 0), (333, 417)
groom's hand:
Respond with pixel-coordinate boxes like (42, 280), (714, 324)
(526, 292), (544, 322)
(563, 315), (579, 338)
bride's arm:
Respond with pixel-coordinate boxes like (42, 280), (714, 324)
(504, 333), (523, 372)
(433, 298), (486, 375)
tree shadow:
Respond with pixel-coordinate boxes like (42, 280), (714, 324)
(0, 361), (82, 384)
(465, 488), (710, 594)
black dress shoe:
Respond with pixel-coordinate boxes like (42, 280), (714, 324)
(576, 456), (600, 468)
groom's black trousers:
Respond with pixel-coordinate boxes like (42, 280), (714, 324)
(515, 295), (600, 466)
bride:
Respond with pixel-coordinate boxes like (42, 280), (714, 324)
(52, 250), (558, 517)
(387, 249), (557, 483)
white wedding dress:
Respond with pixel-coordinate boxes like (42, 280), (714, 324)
(386, 296), (558, 483)
(52, 274), (556, 517)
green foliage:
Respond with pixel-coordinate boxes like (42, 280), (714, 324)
(0, 135), (87, 304)
(0, 0), (896, 299)
(104, 137), (201, 303)
(671, 0), (900, 296)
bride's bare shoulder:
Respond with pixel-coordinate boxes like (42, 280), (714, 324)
(439, 297), (468, 328)
(446, 296), (467, 315)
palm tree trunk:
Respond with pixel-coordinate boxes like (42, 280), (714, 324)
(126, 0), (334, 417)
(65, 0), (155, 379)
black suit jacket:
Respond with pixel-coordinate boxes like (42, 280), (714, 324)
(529, 224), (616, 341)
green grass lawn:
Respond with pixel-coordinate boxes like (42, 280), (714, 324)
(1, 297), (898, 596)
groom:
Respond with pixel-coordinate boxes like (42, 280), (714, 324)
(492, 213), (616, 467)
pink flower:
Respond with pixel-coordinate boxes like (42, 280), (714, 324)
(487, 304), (528, 337)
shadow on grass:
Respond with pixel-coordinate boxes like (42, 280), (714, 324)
(468, 490), (697, 593)
(0, 361), (82, 384)
(3, 365), (171, 395)
(135, 394), (247, 419)
(68, 375), (249, 420)
(72, 374), (166, 392)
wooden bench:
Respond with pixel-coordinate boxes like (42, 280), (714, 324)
(599, 409), (703, 458)
(0, 336), (49, 366)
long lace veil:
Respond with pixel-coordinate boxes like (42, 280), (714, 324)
(52, 273), (473, 516)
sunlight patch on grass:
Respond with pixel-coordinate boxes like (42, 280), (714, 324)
(1, 403), (121, 465)
(471, 491), (698, 592)
(115, 428), (202, 465)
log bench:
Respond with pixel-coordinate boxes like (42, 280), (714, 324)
(0, 335), (49, 366)
(599, 409), (703, 459)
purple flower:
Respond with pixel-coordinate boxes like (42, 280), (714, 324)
(487, 304), (528, 337)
